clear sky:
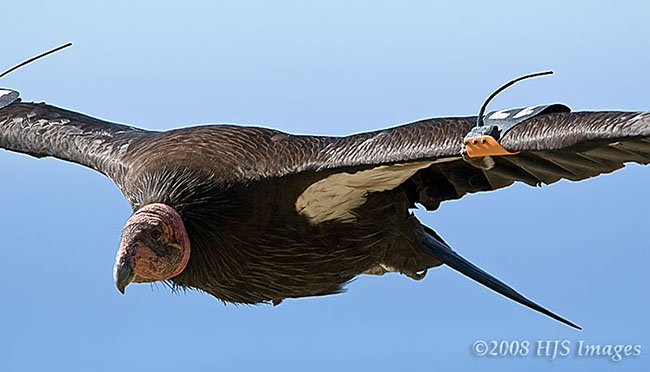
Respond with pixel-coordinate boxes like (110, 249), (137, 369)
(1, 1), (648, 371)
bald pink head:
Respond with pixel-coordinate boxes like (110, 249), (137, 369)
(113, 203), (190, 293)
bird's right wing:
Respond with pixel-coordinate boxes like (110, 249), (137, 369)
(0, 102), (152, 187)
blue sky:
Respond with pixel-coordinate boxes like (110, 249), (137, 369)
(1, 1), (648, 371)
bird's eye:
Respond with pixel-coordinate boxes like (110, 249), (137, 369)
(151, 229), (162, 241)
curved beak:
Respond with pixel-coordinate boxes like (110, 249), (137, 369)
(113, 259), (134, 294)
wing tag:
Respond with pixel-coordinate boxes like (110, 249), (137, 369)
(464, 135), (519, 157)
(0, 88), (20, 110)
(464, 103), (570, 158)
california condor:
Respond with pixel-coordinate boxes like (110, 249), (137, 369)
(2, 50), (649, 329)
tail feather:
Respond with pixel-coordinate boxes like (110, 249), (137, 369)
(421, 225), (581, 330)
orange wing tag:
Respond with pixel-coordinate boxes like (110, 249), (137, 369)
(464, 136), (519, 158)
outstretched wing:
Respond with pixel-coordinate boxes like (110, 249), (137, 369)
(258, 110), (650, 222)
(3, 101), (648, 217)
(410, 111), (650, 210)
(0, 102), (152, 187)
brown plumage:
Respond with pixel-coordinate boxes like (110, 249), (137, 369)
(1, 99), (649, 329)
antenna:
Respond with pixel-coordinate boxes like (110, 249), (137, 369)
(0, 42), (72, 79)
(476, 70), (553, 127)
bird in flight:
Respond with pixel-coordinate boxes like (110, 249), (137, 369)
(1, 45), (649, 330)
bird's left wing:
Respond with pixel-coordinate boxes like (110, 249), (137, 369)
(226, 110), (650, 222)
(410, 111), (650, 211)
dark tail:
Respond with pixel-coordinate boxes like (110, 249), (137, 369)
(421, 225), (581, 330)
